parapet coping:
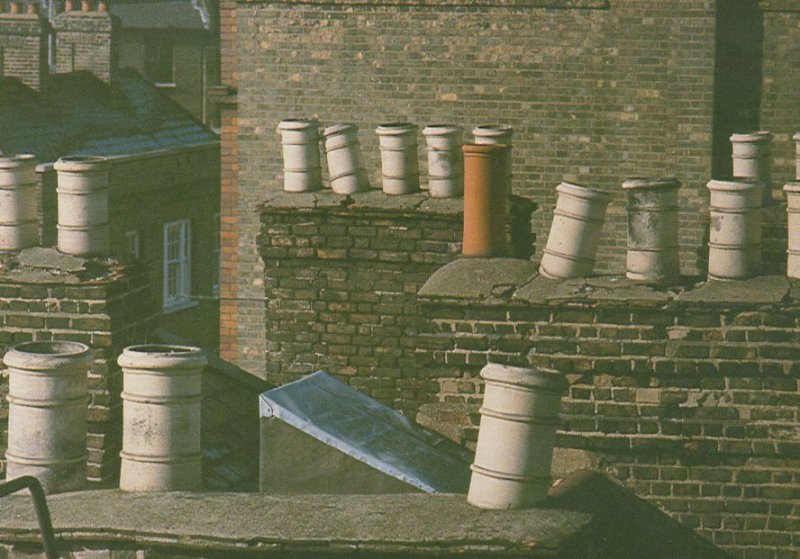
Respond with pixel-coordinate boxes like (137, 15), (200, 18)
(0, 490), (590, 556)
(262, 190), (536, 217)
(238, 0), (608, 9)
(418, 258), (799, 306)
(0, 247), (127, 285)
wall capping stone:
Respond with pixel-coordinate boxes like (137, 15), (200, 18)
(419, 258), (798, 307)
(239, 0), (608, 9)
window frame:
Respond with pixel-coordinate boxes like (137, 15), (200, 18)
(144, 32), (176, 87)
(125, 229), (141, 260)
(162, 219), (194, 313)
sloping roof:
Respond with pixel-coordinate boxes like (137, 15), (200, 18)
(153, 329), (269, 492)
(109, 0), (213, 30)
(259, 371), (474, 493)
(0, 69), (217, 163)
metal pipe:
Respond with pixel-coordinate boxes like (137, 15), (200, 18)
(0, 476), (59, 559)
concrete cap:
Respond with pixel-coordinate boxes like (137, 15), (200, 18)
(622, 177), (681, 190)
(730, 130), (772, 143)
(784, 181), (800, 193)
(472, 124), (514, 139)
(4, 341), (92, 371)
(276, 118), (320, 132)
(54, 155), (108, 173)
(118, 344), (207, 371)
(706, 179), (765, 192)
(557, 180), (613, 202)
(0, 154), (36, 170)
(376, 122), (417, 135)
(323, 123), (358, 137)
(423, 124), (463, 136)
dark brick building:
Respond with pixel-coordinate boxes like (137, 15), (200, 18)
(217, 1), (800, 557)
(0, 3), (221, 348)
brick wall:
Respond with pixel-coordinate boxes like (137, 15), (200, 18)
(0, 254), (158, 483)
(39, 144), (221, 349)
(0, 12), (47, 90)
(235, 0), (715, 275)
(418, 263), (800, 559)
(54, 9), (118, 82)
(760, 4), (800, 186)
(258, 191), (534, 412)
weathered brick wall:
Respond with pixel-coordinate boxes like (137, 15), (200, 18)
(0, 255), (158, 483)
(259, 192), (534, 413)
(760, 3), (800, 186)
(236, 0), (716, 277)
(419, 264), (800, 559)
(54, 9), (118, 82)
(40, 144), (221, 349)
(0, 13), (47, 90)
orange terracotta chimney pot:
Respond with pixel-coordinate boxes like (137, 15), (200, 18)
(64, 0), (74, 11)
(98, 0), (108, 12)
(8, 2), (19, 14)
(81, 0), (91, 12)
(462, 143), (509, 257)
(26, 2), (37, 14)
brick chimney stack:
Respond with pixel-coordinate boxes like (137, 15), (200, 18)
(54, 0), (118, 82)
(0, 2), (48, 90)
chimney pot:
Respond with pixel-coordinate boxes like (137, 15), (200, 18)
(81, 0), (91, 12)
(64, 0), (73, 11)
(26, 2), (37, 14)
(98, 0), (108, 12)
(9, 2), (19, 14)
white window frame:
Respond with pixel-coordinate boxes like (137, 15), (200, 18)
(162, 219), (194, 313)
(125, 229), (140, 260)
(212, 212), (220, 297)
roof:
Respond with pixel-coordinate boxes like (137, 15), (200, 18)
(109, 0), (214, 30)
(0, 472), (730, 558)
(0, 70), (218, 163)
(259, 371), (474, 493)
(153, 329), (270, 492)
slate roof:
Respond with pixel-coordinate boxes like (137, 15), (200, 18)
(153, 329), (269, 492)
(0, 69), (218, 163)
